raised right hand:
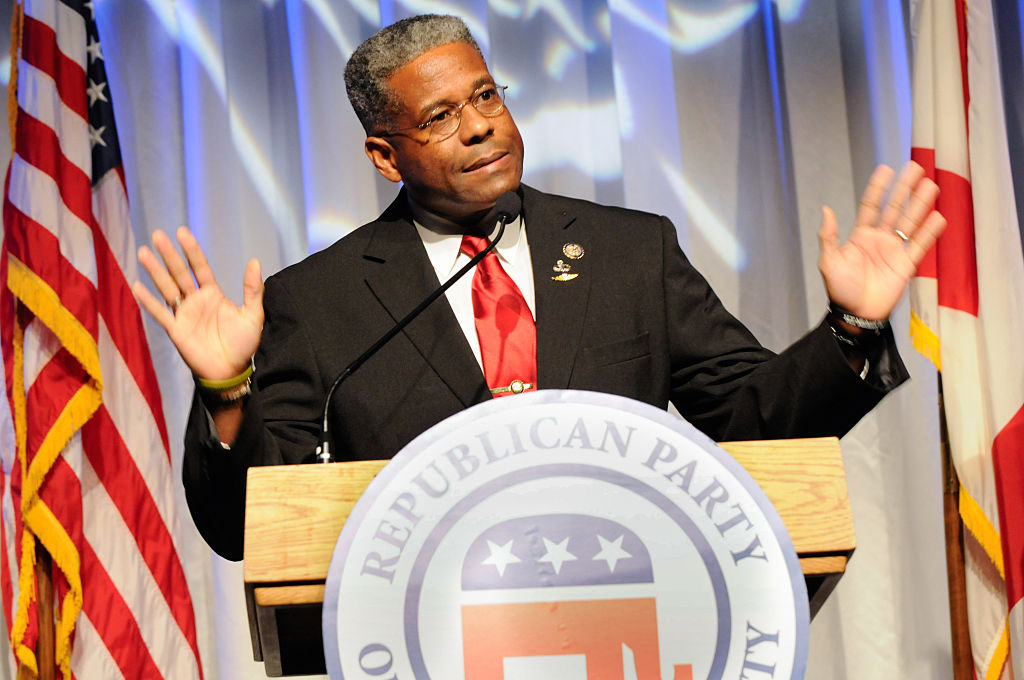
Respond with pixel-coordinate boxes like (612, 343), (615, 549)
(132, 227), (264, 381)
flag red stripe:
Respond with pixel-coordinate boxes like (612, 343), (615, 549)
(89, 204), (171, 455)
(8, 123), (170, 459)
(910, 147), (979, 314)
(19, 15), (87, 121)
(910, 147), (938, 279)
(1, 204), (97, 337)
(38, 457), (82, 554)
(993, 405), (1024, 604)
(14, 111), (92, 225)
(2, 3), (203, 676)
(0, 469), (12, 635)
(0, 239), (17, 635)
(82, 408), (201, 662)
(954, 0), (970, 119)
(23, 348), (88, 457)
(933, 168), (979, 314)
(78, 540), (162, 679)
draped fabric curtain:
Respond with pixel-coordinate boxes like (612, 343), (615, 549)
(4, 0), (1005, 677)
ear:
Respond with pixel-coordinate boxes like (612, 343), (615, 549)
(364, 136), (403, 183)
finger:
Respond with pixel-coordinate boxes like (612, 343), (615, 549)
(856, 164), (895, 226)
(176, 227), (220, 289)
(877, 161), (926, 233)
(138, 242), (186, 306)
(901, 176), (940, 236)
(242, 258), (265, 324)
(152, 228), (198, 296)
(817, 206), (840, 262)
(906, 210), (948, 268)
(132, 280), (176, 332)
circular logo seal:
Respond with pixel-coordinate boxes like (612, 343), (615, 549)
(323, 391), (808, 680)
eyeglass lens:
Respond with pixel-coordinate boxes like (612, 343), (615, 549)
(428, 86), (506, 139)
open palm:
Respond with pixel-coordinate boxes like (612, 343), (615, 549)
(818, 162), (946, 320)
(133, 227), (264, 381)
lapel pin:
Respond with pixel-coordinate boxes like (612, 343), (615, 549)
(562, 243), (584, 259)
(551, 259), (579, 282)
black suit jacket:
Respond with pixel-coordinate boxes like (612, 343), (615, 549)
(183, 185), (908, 559)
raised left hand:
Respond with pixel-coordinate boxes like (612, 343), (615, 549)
(818, 161), (947, 320)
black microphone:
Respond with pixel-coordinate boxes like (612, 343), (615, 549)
(311, 191), (522, 463)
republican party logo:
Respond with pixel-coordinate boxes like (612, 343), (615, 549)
(323, 391), (808, 680)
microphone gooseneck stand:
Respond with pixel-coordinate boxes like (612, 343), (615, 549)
(312, 192), (522, 463)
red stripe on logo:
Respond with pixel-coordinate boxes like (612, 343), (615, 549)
(462, 598), (684, 679)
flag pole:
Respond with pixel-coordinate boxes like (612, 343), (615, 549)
(16, 544), (56, 680)
(938, 375), (973, 679)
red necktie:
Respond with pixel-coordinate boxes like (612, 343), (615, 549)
(460, 233), (537, 397)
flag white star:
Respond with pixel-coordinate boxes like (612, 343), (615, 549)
(481, 539), (521, 577)
(87, 79), (108, 106)
(593, 534), (631, 573)
(86, 38), (103, 63)
(89, 125), (107, 148)
(537, 536), (577, 574)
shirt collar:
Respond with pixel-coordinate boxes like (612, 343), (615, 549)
(409, 196), (528, 277)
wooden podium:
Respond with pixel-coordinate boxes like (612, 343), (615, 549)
(243, 437), (855, 676)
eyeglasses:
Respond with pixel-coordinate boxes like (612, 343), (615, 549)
(383, 85), (509, 142)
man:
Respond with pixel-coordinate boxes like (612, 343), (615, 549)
(134, 15), (946, 560)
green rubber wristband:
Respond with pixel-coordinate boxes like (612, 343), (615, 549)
(196, 363), (254, 391)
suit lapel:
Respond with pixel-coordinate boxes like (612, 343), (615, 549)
(362, 197), (490, 408)
(523, 186), (592, 390)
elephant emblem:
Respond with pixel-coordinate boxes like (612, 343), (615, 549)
(460, 514), (692, 679)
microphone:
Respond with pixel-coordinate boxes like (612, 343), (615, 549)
(311, 191), (522, 463)
(492, 190), (520, 225)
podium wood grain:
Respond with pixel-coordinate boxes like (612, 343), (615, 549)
(244, 437), (854, 675)
(244, 437), (853, 585)
(244, 460), (387, 585)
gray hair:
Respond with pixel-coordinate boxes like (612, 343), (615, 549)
(345, 15), (484, 135)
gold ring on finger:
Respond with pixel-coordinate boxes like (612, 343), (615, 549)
(171, 294), (184, 311)
(894, 229), (910, 242)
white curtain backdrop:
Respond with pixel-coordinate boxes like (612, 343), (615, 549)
(0, 0), (971, 678)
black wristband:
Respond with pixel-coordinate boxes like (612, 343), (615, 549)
(827, 302), (890, 333)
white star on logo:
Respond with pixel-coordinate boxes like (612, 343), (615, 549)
(481, 539), (521, 577)
(593, 534), (631, 573)
(89, 125), (106, 148)
(537, 536), (577, 574)
(87, 79), (108, 106)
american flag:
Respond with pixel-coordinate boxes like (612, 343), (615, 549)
(0, 1), (203, 678)
(910, 0), (1024, 677)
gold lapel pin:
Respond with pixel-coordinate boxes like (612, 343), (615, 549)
(562, 243), (584, 259)
(551, 259), (579, 282)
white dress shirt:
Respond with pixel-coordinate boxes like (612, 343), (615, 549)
(414, 215), (535, 371)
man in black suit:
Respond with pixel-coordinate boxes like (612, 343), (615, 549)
(134, 15), (946, 560)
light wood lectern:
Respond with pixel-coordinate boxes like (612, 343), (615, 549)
(243, 437), (855, 676)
